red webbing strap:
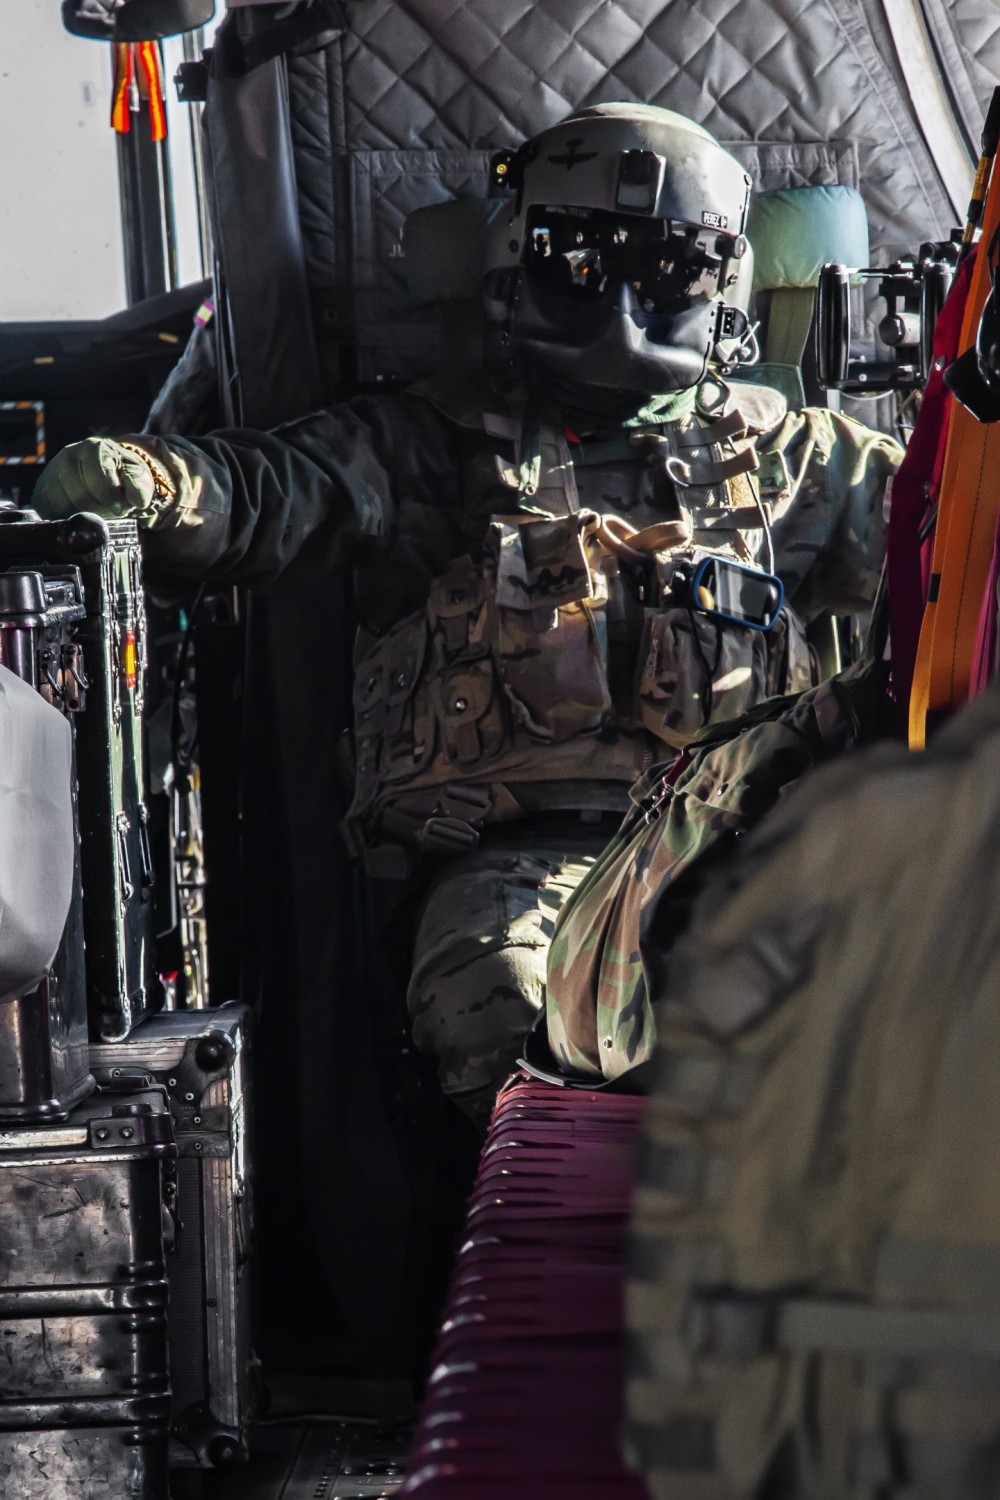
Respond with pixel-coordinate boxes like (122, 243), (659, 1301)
(910, 171), (1000, 747)
(886, 252), (975, 716)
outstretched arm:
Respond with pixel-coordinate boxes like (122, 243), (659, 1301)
(33, 392), (459, 590)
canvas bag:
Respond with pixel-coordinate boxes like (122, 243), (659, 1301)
(541, 655), (891, 1084)
(626, 676), (1000, 1500)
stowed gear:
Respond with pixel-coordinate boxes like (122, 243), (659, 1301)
(485, 103), (754, 401)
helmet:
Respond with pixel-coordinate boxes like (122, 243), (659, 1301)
(484, 103), (754, 403)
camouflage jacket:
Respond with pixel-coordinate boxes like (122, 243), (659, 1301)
(134, 372), (900, 855)
(544, 658), (893, 1081)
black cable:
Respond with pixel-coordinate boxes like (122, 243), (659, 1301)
(170, 582), (207, 779)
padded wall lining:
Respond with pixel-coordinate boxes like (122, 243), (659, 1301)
(286, 0), (976, 385)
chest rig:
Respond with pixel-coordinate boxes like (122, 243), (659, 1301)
(345, 391), (812, 872)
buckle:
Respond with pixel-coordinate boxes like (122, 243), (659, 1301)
(417, 816), (481, 853)
(440, 783), (492, 820)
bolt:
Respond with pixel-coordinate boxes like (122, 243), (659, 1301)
(184, 1092), (195, 1102)
(194, 1141), (204, 1152)
(119, 1126), (134, 1139)
(453, 696), (469, 713)
(193, 1115), (202, 1125)
(167, 1078), (177, 1088)
(95, 1128), (110, 1141)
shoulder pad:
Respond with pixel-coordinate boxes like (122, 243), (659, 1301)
(699, 377), (788, 436)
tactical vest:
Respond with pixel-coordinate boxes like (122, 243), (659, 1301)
(345, 390), (813, 869)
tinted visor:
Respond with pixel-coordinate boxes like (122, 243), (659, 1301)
(523, 207), (730, 314)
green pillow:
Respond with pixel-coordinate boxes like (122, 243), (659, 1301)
(748, 185), (870, 293)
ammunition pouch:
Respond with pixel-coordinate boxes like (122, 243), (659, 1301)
(345, 510), (811, 860)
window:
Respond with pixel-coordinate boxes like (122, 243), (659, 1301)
(0, 0), (127, 320)
(0, 2), (222, 321)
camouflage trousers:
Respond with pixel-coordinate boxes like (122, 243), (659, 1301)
(406, 826), (610, 1129)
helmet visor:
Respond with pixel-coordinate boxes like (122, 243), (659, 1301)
(523, 207), (732, 314)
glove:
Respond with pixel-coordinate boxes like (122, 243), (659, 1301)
(33, 437), (168, 521)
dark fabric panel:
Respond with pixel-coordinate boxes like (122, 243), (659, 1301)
(204, 32), (323, 427)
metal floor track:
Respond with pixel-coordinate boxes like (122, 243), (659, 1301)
(176, 1418), (410, 1500)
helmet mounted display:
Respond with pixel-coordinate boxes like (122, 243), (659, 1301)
(485, 104), (754, 399)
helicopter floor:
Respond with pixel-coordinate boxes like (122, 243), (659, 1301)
(170, 1418), (411, 1500)
(169, 1374), (414, 1500)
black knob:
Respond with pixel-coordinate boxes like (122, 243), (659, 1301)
(63, 512), (110, 554)
(207, 1435), (240, 1467)
(195, 1032), (237, 1074)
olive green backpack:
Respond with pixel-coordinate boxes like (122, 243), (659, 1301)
(626, 680), (1000, 1500)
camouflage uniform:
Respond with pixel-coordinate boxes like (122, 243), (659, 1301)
(69, 369), (899, 1123)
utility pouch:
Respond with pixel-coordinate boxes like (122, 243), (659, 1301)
(350, 608), (436, 816)
(489, 515), (613, 741)
(636, 605), (771, 749)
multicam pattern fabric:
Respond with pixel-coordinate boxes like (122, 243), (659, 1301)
(545, 662), (888, 1082)
(406, 838), (600, 1125)
(626, 679), (1000, 1500)
(32, 374), (899, 1109)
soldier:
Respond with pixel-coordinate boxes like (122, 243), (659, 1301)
(34, 104), (900, 1129)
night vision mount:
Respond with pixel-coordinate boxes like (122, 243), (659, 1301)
(816, 238), (962, 395)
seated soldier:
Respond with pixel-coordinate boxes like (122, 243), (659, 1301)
(34, 103), (900, 1129)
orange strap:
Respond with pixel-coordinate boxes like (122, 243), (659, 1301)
(111, 41), (168, 142)
(137, 42), (168, 143)
(909, 177), (1000, 746)
(110, 41), (133, 133)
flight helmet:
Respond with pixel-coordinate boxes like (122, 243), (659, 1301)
(484, 103), (754, 400)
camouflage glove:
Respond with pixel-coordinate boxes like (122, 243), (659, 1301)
(32, 437), (174, 522)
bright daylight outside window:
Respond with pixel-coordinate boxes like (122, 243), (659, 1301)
(0, 0), (217, 322)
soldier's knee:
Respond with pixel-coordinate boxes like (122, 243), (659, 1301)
(407, 942), (544, 1100)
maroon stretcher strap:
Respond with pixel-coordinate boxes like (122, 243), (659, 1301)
(400, 1076), (647, 1499)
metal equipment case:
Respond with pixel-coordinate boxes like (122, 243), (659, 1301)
(0, 508), (160, 1043)
(91, 1004), (256, 1468)
(0, 1084), (175, 1500)
(74, 516), (161, 1040)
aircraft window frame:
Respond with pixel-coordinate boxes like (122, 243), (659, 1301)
(0, 4), (220, 322)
